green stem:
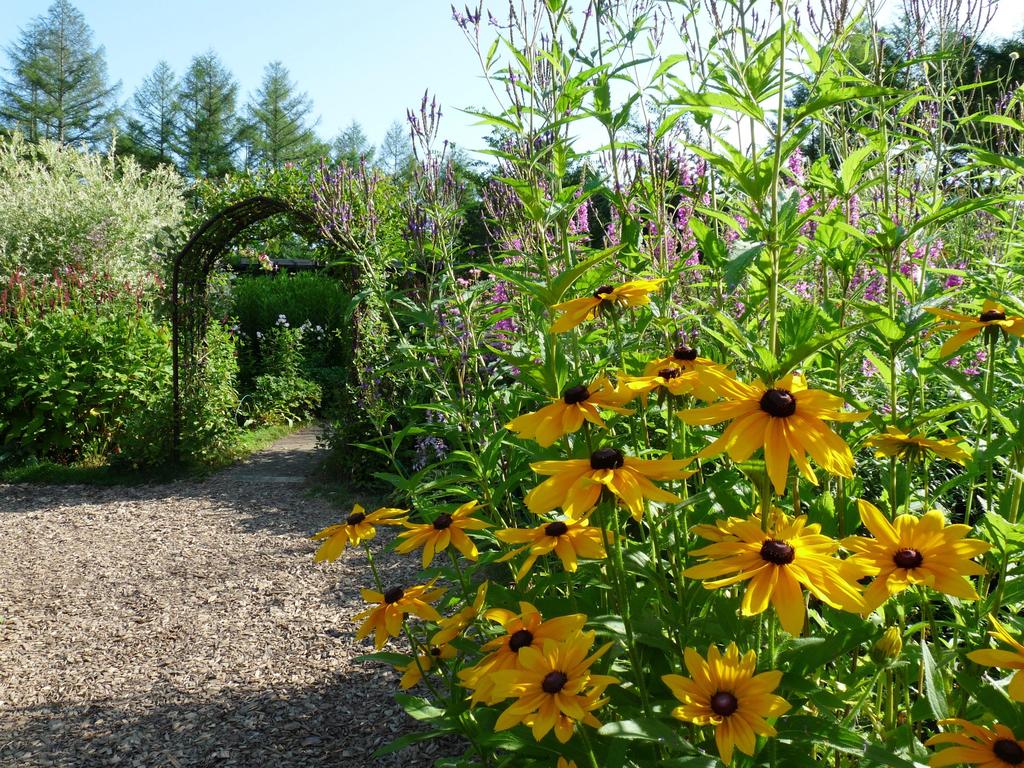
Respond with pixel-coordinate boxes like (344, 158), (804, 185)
(364, 544), (383, 591)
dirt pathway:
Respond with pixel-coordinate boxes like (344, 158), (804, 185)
(0, 429), (444, 767)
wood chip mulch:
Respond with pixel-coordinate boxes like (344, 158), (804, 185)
(0, 433), (459, 767)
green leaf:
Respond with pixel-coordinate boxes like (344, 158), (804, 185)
(724, 241), (763, 291)
(394, 694), (445, 722)
(546, 245), (624, 305)
(597, 718), (694, 752)
(920, 638), (949, 720)
(774, 321), (872, 378)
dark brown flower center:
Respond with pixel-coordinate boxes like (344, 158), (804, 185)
(563, 384), (590, 404)
(432, 513), (453, 530)
(659, 367), (682, 380)
(980, 309), (1007, 323)
(383, 586), (405, 604)
(541, 670), (569, 694)
(760, 388), (797, 418)
(544, 521), (569, 537)
(594, 284), (615, 299)
(994, 739), (1024, 764)
(430, 646), (443, 657)
(346, 512), (367, 526)
(893, 548), (923, 569)
(710, 691), (738, 717)
(590, 447), (625, 470)
(508, 629), (534, 652)
(760, 539), (795, 565)
(674, 344), (698, 361)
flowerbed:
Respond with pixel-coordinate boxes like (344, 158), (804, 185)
(308, 3), (1024, 767)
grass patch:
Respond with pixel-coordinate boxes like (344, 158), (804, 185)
(0, 424), (305, 486)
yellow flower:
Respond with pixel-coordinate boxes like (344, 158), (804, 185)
(865, 426), (971, 465)
(353, 581), (446, 650)
(491, 631), (617, 743)
(557, 759), (578, 768)
(496, 518), (608, 580)
(632, 343), (733, 401)
(398, 643), (457, 689)
(394, 500), (492, 568)
(311, 504), (408, 561)
(458, 602), (587, 706)
(926, 718), (1024, 767)
(662, 643), (790, 765)
(525, 448), (693, 521)
(841, 500), (989, 613)
(549, 278), (665, 334)
(678, 372), (869, 495)
(432, 582), (489, 646)
(505, 377), (635, 447)
(967, 615), (1024, 702)
(684, 510), (865, 635)
(925, 299), (1024, 356)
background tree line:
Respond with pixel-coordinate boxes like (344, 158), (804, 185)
(0, 0), (414, 177)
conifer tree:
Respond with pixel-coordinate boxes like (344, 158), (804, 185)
(0, 0), (119, 145)
(332, 120), (375, 166)
(246, 61), (322, 168)
(378, 119), (412, 175)
(120, 60), (179, 168)
(175, 51), (240, 178)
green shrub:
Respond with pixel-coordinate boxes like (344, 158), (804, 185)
(0, 134), (185, 282)
(0, 271), (169, 463)
(115, 322), (240, 469)
(246, 373), (321, 426)
(0, 267), (241, 468)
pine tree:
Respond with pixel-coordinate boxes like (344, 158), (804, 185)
(332, 120), (375, 166)
(175, 51), (240, 178)
(120, 60), (179, 168)
(245, 61), (322, 168)
(0, 0), (119, 145)
(378, 119), (412, 175)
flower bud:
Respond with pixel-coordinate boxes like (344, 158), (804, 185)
(871, 627), (903, 664)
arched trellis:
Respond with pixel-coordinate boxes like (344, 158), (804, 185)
(171, 195), (316, 462)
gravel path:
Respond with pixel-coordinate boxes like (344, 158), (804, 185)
(0, 429), (448, 767)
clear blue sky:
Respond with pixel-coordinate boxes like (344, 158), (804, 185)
(4, 1), (1024, 157)
(1, 1), (496, 153)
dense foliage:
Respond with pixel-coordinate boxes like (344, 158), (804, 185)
(0, 134), (185, 282)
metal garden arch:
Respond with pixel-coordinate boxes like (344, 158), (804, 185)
(170, 196), (316, 462)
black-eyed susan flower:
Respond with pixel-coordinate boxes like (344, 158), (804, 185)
(398, 643), (457, 689)
(662, 643), (790, 765)
(311, 504), (408, 562)
(495, 518), (608, 580)
(842, 500), (989, 614)
(635, 343), (733, 401)
(490, 631), (617, 743)
(968, 615), (1024, 702)
(678, 372), (870, 496)
(458, 602), (586, 706)
(505, 377), (635, 447)
(926, 719), (1024, 767)
(525, 448), (693, 521)
(684, 510), (865, 635)
(925, 299), (1024, 357)
(865, 426), (971, 465)
(394, 500), (491, 568)
(549, 278), (665, 334)
(557, 759), (577, 768)
(432, 581), (488, 646)
(620, 366), (722, 403)
(353, 581), (446, 650)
